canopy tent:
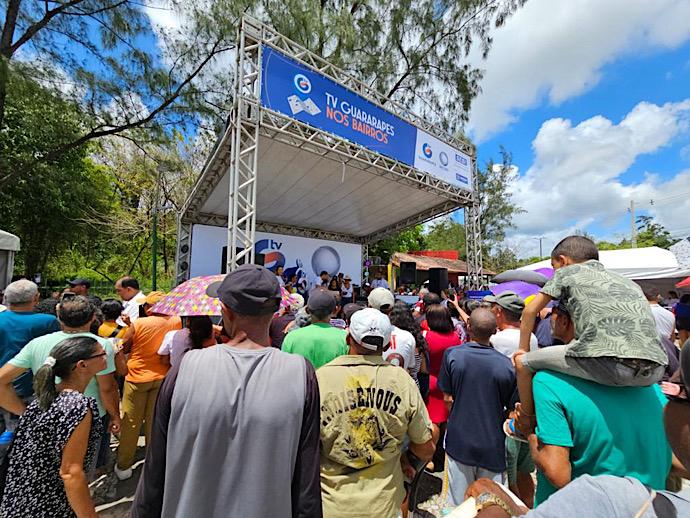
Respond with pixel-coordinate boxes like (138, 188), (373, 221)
(518, 246), (690, 281)
(0, 229), (20, 291)
(176, 16), (484, 288)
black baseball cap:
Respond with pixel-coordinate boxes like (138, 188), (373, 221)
(307, 289), (336, 313)
(206, 265), (281, 315)
(68, 278), (91, 288)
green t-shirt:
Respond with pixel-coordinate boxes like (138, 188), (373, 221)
(541, 260), (667, 364)
(9, 331), (116, 417)
(282, 323), (348, 370)
(533, 371), (671, 506)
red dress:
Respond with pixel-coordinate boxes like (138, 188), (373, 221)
(425, 330), (462, 424)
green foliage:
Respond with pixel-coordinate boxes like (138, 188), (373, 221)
(636, 215), (675, 249)
(478, 147), (525, 253)
(425, 218), (466, 258)
(259, 0), (525, 135)
(594, 217), (676, 251)
(0, 71), (112, 275)
(369, 225), (426, 264)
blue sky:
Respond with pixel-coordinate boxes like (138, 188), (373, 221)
(462, 0), (690, 256)
(140, 1), (690, 257)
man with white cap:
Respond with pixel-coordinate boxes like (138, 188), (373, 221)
(318, 308), (435, 518)
(369, 287), (416, 375)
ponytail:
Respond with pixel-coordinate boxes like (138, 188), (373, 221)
(33, 336), (99, 410)
(33, 362), (58, 411)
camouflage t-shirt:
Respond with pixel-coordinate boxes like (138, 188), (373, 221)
(317, 355), (432, 518)
(541, 260), (667, 364)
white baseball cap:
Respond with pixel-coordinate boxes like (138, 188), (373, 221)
(349, 308), (392, 351)
(368, 287), (395, 311)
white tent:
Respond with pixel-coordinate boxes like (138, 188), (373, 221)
(0, 229), (20, 291)
(518, 246), (690, 280)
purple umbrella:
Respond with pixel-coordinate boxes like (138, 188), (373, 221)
(535, 267), (554, 279)
(490, 280), (541, 300)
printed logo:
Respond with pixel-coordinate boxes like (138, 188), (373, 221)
(293, 74), (312, 94)
(255, 238), (286, 271)
(422, 143), (432, 158)
(456, 173), (469, 184)
(439, 151), (449, 166)
(455, 154), (468, 166)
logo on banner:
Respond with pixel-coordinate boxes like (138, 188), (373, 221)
(293, 74), (312, 94)
(287, 73), (321, 116)
(439, 151), (449, 166)
(456, 174), (469, 184)
(255, 239), (286, 271)
(422, 143), (432, 158)
(455, 154), (468, 166)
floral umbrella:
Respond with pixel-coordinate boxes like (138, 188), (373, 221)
(150, 275), (225, 316)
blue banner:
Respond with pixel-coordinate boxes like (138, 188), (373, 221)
(261, 45), (418, 165)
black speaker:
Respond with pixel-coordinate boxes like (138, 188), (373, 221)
(222, 246), (254, 273)
(428, 267), (448, 295)
(400, 261), (416, 284)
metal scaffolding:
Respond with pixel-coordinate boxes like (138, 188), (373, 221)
(177, 16), (484, 287)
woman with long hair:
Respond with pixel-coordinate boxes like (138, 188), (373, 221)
(389, 300), (428, 392)
(158, 316), (216, 368)
(424, 304), (462, 471)
(1, 336), (105, 517)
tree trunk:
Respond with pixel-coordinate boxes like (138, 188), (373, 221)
(0, 0), (21, 129)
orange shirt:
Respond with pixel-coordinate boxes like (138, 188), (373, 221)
(126, 315), (182, 383)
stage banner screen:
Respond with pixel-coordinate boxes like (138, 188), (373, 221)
(189, 224), (363, 285)
(260, 45), (473, 191)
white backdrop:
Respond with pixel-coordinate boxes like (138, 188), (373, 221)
(189, 224), (362, 284)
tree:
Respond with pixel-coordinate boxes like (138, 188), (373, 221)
(0, 70), (114, 275)
(636, 215), (675, 249)
(425, 217), (466, 258)
(0, 0), (239, 186)
(0, 67), (100, 277)
(259, 0), (525, 134)
(1, 0), (527, 185)
(369, 225), (426, 264)
(478, 147), (525, 254)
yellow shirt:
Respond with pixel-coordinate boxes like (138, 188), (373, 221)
(317, 355), (433, 518)
(98, 321), (127, 340)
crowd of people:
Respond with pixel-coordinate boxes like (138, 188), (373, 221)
(0, 235), (689, 517)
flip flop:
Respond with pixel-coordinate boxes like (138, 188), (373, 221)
(503, 418), (529, 443)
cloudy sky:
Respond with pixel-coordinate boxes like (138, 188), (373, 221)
(141, 1), (690, 257)
(469, 0), (690, 256)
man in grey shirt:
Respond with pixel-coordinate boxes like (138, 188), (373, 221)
(132, 265), (321, 518)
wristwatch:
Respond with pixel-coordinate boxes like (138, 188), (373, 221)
(475, 492), (514, 515)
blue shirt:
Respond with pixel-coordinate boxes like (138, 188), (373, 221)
(533, 371), (671, 506)
(437, 342), (516, 472)
(0, 310), (60, 397)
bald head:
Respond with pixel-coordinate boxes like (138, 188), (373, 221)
(469, 308), (497, 344)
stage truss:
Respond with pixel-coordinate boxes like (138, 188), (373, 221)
(177, 16), (484, 287)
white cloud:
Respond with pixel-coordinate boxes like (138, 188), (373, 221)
(469, 0), (690, 141)
(504, 99), (690, 257)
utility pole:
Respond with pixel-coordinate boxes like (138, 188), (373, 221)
(534, 236), (544, 258)
(630, 199), (637, 248)
(152, 165), (162, 291)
